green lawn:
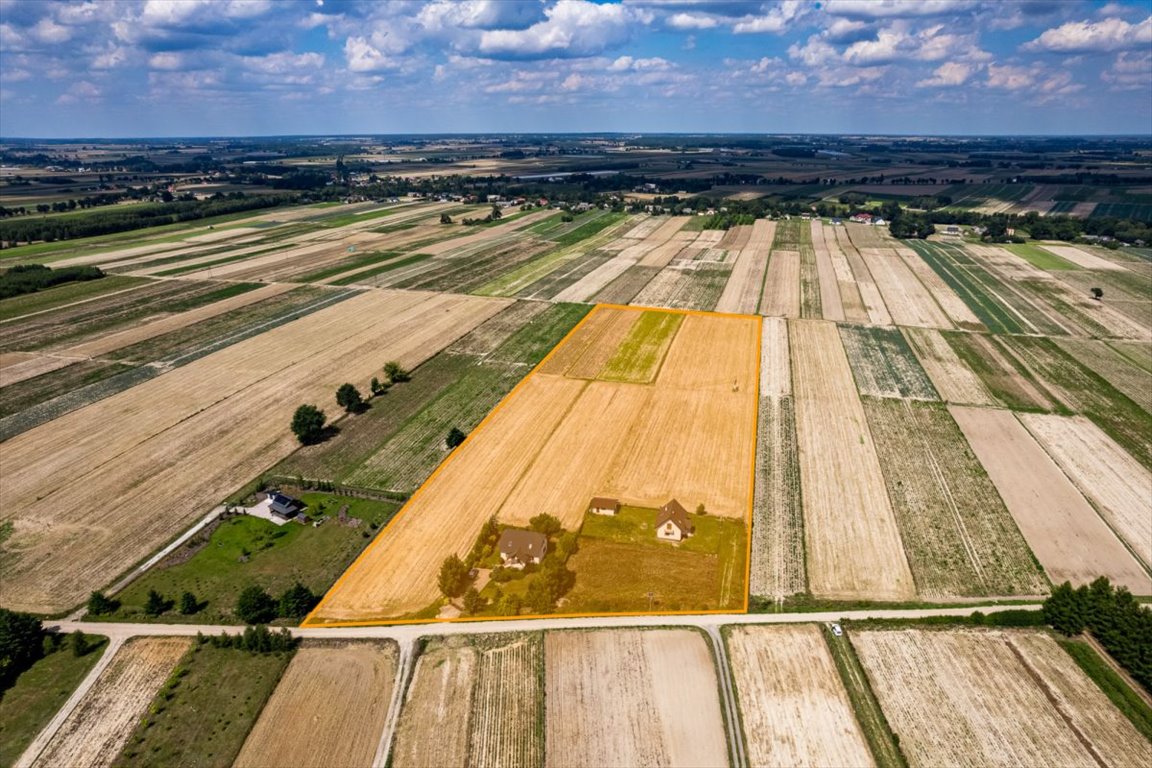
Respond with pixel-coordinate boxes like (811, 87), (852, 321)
(102, 494), (399, 624)
(0, 275), (147, 322)
(566, 506), (747, 612)
(113, 644), (292, 768)
(0, 637), (109, 768)
(1003, 243), (1077, 270)
(599, 311), (684, 383)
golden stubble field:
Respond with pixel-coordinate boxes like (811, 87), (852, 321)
(310, 305), (759, 623)
(727, 625), (873, 767)
(234, 641), (398, 768)
(0, 289), (510, 614)
(544, 629), (728, 768)
(853, 629), (1151, 768)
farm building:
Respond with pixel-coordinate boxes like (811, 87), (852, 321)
(498, 529), (548, 569)
(267, 491), (304, 521)
(589, 497), (621, 516)
(656, 499), (694, 542)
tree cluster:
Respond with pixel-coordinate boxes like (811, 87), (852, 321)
(0, 608), (45, 691)
(0, 264), (105, 300)
(1044, 577), (1152, 692)
(198, 624), (299, 653)
(235, 582), (318, 624)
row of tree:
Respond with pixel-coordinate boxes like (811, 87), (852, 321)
(235, 583), (319, 625)
(291, 361), (409, 445)
(1043, 577), (1151, 692)
(0, 264), (105, 300)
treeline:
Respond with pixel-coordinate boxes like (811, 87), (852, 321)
(0, 264), (104, 300)
(0, 193), (297, 246)
(1044, 577), (1151, 692)
(196, 624), (298, 653)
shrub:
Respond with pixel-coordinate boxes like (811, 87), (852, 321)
(235, 585), (277, 624)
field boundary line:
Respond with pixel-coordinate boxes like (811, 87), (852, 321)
(303, 304), (603, 627)
(744, 316), (762, 614)
(706, 626), (747, 768)
(13, 636), (125, 768)
(372, 637), (414, 768)
(0, 281), (154, 326)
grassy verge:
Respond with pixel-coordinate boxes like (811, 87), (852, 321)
(1003, 243), (1077, 270)
(101, 495), (399, 624)
(822, 627), (908, 768)
(113, 643), (292, 768)
(0, 636), (109, 767)
(0, 275), (147, 322)
(1057, 638), (1152, 741)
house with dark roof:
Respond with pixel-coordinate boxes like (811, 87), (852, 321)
(267, 491), (304, 521)
(498, 529), (548, 569)
(588, 497), (621, 516)
(656, 498), (694, 542)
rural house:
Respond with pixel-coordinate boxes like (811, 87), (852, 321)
(656, 499), (694, 542)
(267, 491), (304, 521)
(589, 497), (621, 516)
(498, 529), (548, 569)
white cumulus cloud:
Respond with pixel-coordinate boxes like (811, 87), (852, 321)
(1023, 16), (1152, 53)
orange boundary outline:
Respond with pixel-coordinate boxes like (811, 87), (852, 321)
(303, 303), (762, 628)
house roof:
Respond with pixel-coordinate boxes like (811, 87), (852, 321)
(656, 498), (693, 533)
(589, 496), (620, 510)
(499, 529), (548, 562)
(268, 492), (301, 517)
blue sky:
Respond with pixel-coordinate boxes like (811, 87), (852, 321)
(1, 0), (1150, 137)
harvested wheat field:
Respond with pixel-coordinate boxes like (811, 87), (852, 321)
(545, 629), (727, 768)
(790, 320), (915, 600)
(392, 638), (477, 768)
(310, 306), (758, 622)
(950, 406), (1150, 593)
(31, 637), (190, 768)
(727, 625), (873, 768)
(903, 328), (996, 405)
(860, 248), (952, 329)
(0, 289), (509, 614)
(1019, 413), (1152, 569)
(761, 251), (801, 318)
(759, 316), (791, 398)
(235, 641), (397, 768)
(1038, 243), (1124, 271)
(835, 228), (892, 326)
(715, 220), (774, 314)
(810, 221), (845, 322)
(853, 629), (1150, 768)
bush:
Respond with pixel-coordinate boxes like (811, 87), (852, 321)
(446, 427), (466, 449)
(529, 513), (562, 537)
(335, 383), (364, 413)
(235, 586), (278, 624)
(70, 630), (93, 657)
(87, 591), (119, 616)
(144, 589), (170, 617)
(383, 361), (409, 384)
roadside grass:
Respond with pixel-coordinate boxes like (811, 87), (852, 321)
(822, 627), (908, 768)
(598, 310), (683, 383)
(102, 496), (399, 625)
(0, 636), (109, 767)
(0, 275), (147, 322)
(113, 643), (292, 768)
(565, 506), (747, 612)
(1003, 243), (1077, 270)
(1057, 638), (1152, 741)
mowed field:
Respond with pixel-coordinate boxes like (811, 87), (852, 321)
(790, 320), (915, 600)
(727, 625), (873, 767)
(545, 629), (728, 768)
(234, 641), (398, 768)
(0, 289), (510, 614)
(29, 637), (190, 768)
(853, 629), (1152, 768)
(309, 306), (759, 622)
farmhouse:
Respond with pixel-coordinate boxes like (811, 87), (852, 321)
(267, 491), (304, 521)
(589, 496), (621, 516)
(656, 499), (694, 542)
(498, 529), (548, 569)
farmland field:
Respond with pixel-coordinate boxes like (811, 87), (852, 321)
(949, 405), (1150, 593)
(392, 633), (541, 768)
(902, 328), (995, 405)
(727, 625), (873, 767)
(790, 319), (915, 601)
(31, 637), (190, 768)
(1057, 338), (1152, 414)
(544, 629), (727, 768)
(864, 399), (1048, 598)
(0, 289), (509, 614)
(235, 642), (396, 768)
(839, 325), (939, 400)
(853, 629), (1151, 768)
(310, 306), (758, 622)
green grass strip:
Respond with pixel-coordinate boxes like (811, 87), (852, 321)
(1002, 243), (1078, 270)
(329, 253), (432, 285)
(823, 627), (909, 768)
(154, 247), (284, 277)
(296, 251), (403, 283)
(1057, 638), (1152, 741)
(600, 311), (684, 383)
(0, 275), (147, 322)
(550, 211), (627, 248)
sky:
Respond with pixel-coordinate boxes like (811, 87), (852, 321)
(1, 0), (1150, 138)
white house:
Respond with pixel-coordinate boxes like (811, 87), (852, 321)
(589, 497), (621, 516)
(655, 499), (694, 542)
